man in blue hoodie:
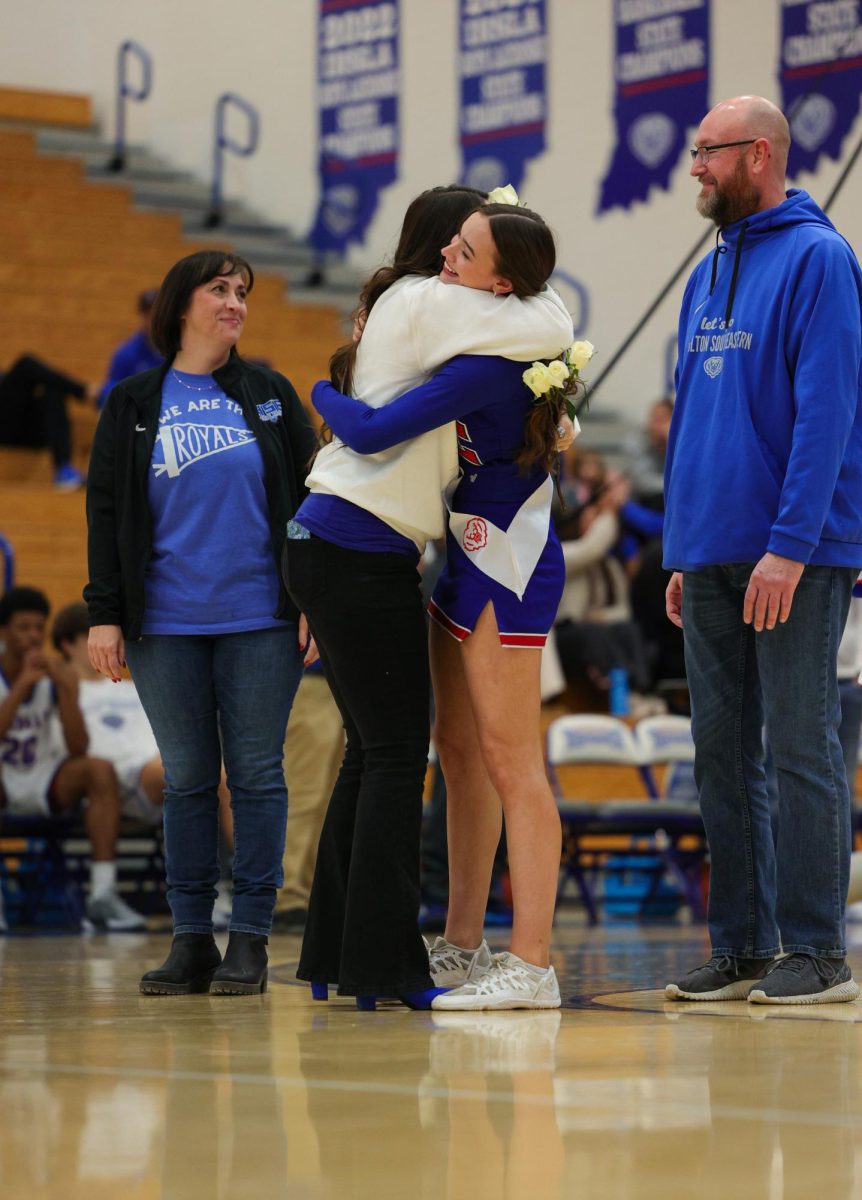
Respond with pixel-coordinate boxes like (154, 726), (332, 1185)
(663, 95), (862, 1005)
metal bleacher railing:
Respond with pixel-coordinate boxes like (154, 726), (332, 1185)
(108, 39), (153, 172)
(205, 92), (260, 229)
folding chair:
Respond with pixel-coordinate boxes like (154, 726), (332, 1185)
(0, 813), (85, 927)
(634, 715), (697, 800)
(546, 714), (707, 923)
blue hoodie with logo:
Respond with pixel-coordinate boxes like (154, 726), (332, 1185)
(663, 189), (862, 571)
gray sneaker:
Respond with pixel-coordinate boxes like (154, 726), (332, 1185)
(84, 891), (147, 933)
(427, 936), (493, 988)
(748, 953), (861, 1005)
(666, 954), (772, 1000)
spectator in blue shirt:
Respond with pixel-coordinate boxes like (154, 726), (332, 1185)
(98, 288), (162, 407)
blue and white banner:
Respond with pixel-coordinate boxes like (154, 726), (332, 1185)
(780, 0), (862, 178)
(458, 0), (547, 194)
(310, 0), (400, 254)
(598, 0), (710, 214)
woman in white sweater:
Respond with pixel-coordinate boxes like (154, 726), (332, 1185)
(284, 187), (572, 1010)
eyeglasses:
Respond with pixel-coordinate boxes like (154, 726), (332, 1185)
(689, 140), (755, 164)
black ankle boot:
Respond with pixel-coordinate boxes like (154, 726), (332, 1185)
(210, 932), (269, 995)
(140, 933), (222, 995)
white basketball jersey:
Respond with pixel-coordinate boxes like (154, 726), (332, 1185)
(0, 670), (65, 813)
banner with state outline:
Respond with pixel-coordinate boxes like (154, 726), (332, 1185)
(779, 0), (862, 178)
(309, 0), (400, 254)
(458, 0), (548, 195)
(598, 0), (710, 214)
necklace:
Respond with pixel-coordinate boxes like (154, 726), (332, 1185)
(171, 369), (218, 392)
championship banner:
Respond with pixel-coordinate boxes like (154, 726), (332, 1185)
(598, 0), (710, 214)
(780, 0), (862, 178)
(458, 0), (548, 194)
(310, 0), (400, 254)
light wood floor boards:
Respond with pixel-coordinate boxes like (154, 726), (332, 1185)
(2, 918), (862, 1199)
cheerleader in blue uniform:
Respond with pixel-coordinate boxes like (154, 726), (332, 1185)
(312, 202), (582, 1009)
(315, 356), (567, 648)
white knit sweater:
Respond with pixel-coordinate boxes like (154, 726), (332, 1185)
(306, 274), (573, 549)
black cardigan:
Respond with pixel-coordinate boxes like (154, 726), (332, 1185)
(85, 356), (318, 640)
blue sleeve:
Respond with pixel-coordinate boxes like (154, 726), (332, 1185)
(312, 355), (518, 454)
(620, 500), (664, 539)
(769, 238), (862, 561)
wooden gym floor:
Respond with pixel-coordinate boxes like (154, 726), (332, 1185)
(2, 916), (862, 1199)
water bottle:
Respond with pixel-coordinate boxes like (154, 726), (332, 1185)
(608, 667), (630, 716)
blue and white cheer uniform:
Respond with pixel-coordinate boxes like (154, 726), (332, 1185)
(313, 354), (568, 648)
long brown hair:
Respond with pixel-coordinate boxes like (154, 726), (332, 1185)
(476, 205), (570, 474)
(322, 193), (572, 476)
(328, 185), (487, 399)
(518, 375), (585, 476)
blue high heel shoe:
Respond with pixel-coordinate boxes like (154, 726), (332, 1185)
(310, 982), (450, 1010)
(356, 987), (450, 1012)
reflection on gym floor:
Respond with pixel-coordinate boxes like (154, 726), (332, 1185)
(1, 922), (861, 1199)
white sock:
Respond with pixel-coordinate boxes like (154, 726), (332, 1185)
(90, 861), (117, 900)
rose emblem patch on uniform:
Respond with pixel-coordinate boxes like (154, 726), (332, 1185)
(703, 357), (723, 379)
(256, 399), (282, 422)
(463, 518), (489, 552)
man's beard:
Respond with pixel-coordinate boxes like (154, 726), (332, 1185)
(696, 158), (760, 227)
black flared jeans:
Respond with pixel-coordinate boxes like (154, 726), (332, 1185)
(283, 536), (433, 997)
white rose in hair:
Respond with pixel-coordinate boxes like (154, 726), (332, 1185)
(487, 184), (520, 206)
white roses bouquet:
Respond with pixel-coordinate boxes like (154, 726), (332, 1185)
(523, 341), (595, 421)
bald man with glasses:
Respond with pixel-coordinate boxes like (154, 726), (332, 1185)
(662, 96), (862, 1005)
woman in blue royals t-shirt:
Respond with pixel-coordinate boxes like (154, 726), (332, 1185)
(86, 250), (318, 996)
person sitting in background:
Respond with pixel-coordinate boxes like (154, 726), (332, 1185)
(542, 466), (653, 708)
(52, 602), (164, 825)
(623, 395), (673, 505)
(51, 601), (235, 929)
(628, 540), (687, 696)
(553, 447), (606, 536)
(98, 288), (163, 408)
(52, 602), (237, 832)
(0, 354), (95, 490)
(0, 586), (146, 931)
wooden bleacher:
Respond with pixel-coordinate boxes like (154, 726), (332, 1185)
(0, 90), (346, 614)
(0, 479), (87, 614)
(0, 85), (92, 128)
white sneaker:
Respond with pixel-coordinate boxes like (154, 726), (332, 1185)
(432, 951), (561, 1010)
(427, 936), (493, 987)
(83, 891), (147, 932)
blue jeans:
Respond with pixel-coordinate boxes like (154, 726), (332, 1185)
(838, 677), (862, 808)
(682, 564), (855, 959)
(126, 627), (303, 935)
(766, 675), (862, 835)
